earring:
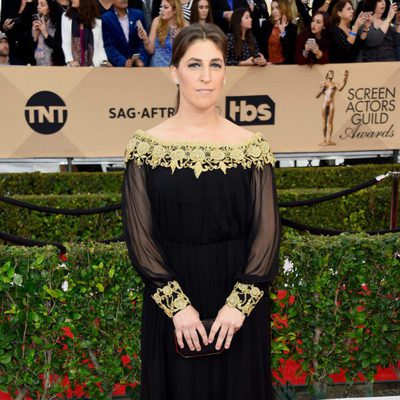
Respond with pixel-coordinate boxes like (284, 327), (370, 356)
(175, 79), (179, 85)
(223, 79), (226, 85)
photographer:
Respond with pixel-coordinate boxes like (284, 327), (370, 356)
(32, 0), (65, 65)
(295, 11), (330, 65)
(359, 0), (400, 61)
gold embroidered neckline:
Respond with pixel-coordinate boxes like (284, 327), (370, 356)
(124, 129), (275, 178)
(133, 129), (260, 149)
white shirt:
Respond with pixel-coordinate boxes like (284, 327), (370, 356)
(116, 11), (129, 43)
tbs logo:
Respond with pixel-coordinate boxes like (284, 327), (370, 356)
(226, 95), (275, 126)
(25, 91), (67, 134)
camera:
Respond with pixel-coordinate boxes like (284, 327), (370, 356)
(32, 14), (41, 21)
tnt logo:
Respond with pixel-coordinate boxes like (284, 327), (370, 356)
(226, 95), (275, 126)
(25, 91), (67, 134)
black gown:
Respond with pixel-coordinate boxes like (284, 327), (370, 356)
(122, 130), (280, 400)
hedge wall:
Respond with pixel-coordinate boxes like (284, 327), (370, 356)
(0, 185), (393, 243)
(1, 164), (399, 195)
(0, 234), (399, 399)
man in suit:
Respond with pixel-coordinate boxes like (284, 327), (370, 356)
(102, 0), (148, 67)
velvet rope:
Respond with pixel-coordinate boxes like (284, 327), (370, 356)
(278, 177), (385, 208)
(0, 230), (66, 252)
(281, 217), (400, 236)
(0, 195), (121, 215)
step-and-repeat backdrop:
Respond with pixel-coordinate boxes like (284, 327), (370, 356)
(1, 63), (399, 158)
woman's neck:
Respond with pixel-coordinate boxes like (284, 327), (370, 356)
(315, 31), (321, 39)
(373, 12), (383, 20)
(173, 104), (221, 137)
(98, 0), (113, 6)
(241, 28), (246, 40)
(339, 19), (350, 31)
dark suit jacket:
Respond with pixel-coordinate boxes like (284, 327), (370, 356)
(259, 20), (297, 64)
(211, 0), (250, 33)
(102, 8), (148, 67)
(0, 0), (21, 25)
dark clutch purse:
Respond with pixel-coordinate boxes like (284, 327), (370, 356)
(174, 319), (225, 358)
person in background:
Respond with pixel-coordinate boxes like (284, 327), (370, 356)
(32, 0), (65, 65)
(295, 11), (330, 64)
(190, 0), (213, 23)
(226, 7), (267, 65)
(57, 0), (71, 10)
(0, 30), (24, 64)
(359, 0), (400, 61)
(260, 0), (297, 64)
(329, 0), (369, 62)
(211, 0), (250, 33)
(96, 0), (113, 14)
(137, 0), (187, 66)
(102, 0), (148, 66)
(62, 0), (109, 66)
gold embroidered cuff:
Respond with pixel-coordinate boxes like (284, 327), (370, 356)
(226, 282), (264, 317)
(151, 280), (191, 318)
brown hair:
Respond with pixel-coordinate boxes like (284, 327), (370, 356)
(171, 23), (227, 112)
(230, 8), (256, 59)
(157, 0), (186, 46)
(330, 0), (353, 25)
(190, 0), (214, 24)
(65, 0), (100, 28)
(270, 0), (293, 23)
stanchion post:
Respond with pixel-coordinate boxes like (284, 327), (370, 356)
(390, 172), (399, 229)
(67, 157), (73, 173)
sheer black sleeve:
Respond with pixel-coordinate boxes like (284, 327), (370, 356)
(226, 163), (281, 316)
(122, 159), (191, 318)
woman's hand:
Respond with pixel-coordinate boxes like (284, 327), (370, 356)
(173, 305), (208, 352)
(36, 19), (48, 39)
(278, 15), (288, 33)
(137, 24), (148, 42)
(309, 42), (320, 54)
(67, 60), (80, 67)
(3, 18), (15, 32)
(388, 3), (398, 21)
(353, 11), (366, 30)
(208, 305), (245, 351)
(253, 53), (267, 66)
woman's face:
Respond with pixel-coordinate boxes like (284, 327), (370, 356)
(374, 0), (386, 14)
(172, 39), (225, 112)
(71, 0), (80, 8)
(197, 0), (209, 20)
(161, 0), (175, 20)
(311, 14), (324, 34)
(338, 2), (354, 22)
(240, 11), (252, 30)
(37, 0), (50, 16)
(271, 2), (282, 21)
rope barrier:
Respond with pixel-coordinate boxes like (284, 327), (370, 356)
(0, 195), (121, 215)
(0, 172), (397, 249)
(0, 230), (66, 252)
(278, 174), (389, 208)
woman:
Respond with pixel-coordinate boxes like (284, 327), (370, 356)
(190, 0), (213, 24)
(138, 0), (187, 66)
(122, 22), (280, 400)
(61, 0), (108, 66)
(295, 11), (330, 65)
(329, 0), (369, 62)
(32, 0), (65, 65)
(226, 8), (267, 65)
(260, 0), (297, 64)
(359, 0), (400, 61)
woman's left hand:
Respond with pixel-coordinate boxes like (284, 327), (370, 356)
(253, 53), (267, 66)
(208, 305), (245, 350)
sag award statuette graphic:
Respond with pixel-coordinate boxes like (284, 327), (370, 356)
(316, 69), (349, 146)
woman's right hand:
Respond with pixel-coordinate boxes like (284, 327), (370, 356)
(388, 3), (398, 21)
(353, 11), (366, 30)
(137, 25), (148, 42)
(173, 305), (208, 352)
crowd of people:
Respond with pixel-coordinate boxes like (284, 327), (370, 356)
(0, 0), (399, 66)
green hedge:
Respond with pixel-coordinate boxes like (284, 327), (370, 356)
(0, 186), (393, 244)
(0, 234), (399, 398)
(1, 164), (399, 195)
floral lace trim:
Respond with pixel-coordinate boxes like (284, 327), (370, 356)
(124, 130), (275, 178)
(151, 280), (191, 318)
(226, 282), (264, 317)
